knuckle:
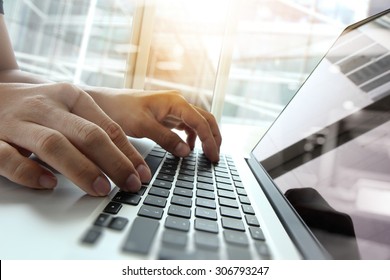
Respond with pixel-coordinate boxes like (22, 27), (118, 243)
(35, 130), (65, 155)
(103, 120), (124, 143)
(78, 123), (105, 147)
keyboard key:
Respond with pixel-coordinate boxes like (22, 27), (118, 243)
(249, 227), (266, 241)
(173, 187), (193, 198)
(156, 173), (175, 182)
(242, 204), (255, 214)
(93, 213), (111, 227)
(165, 216), (190, 232)
(162, 229), (188, 248)
(223, 230), (249, 246)
(103, 202), (122, 214)
(138, 205), (164, 219)
(197, 176), (213, 184)
(177, 174), (194, 182)
(149, 187), (170, 198)
(197, 171), (213, 178)
(112, 192), (141, 206)
(122, 217), (159, 254)
(168, 205), (191, 218)
(220, 207), (242, 219)
(143, 195), (167, 208)
(196, 198), (216, 209)
(235, 181), (244, 188)
(108, 217), (128, 231)
(219, 197), (239, 208)
(194, 218), (219, 233)
(216, 183), (234, 191)
(195, 207), (217, 220)
(175, 180), (194, 190)
(239, 195), (251, 205)
(236, 188), (247, 196)
(194, 232), (219, 250)
(171, 195), (192, 207)
(196, 189), (215, 199)
(215, 171), (230, 178)
(227, 246), (252, 260)
(81, 228), (102, 245)
(245, 215), (260, 227)
(144, 155), (164, 179)
(197, 182), (214, 192)
(179, 169), (195, 176)
(255, 242), (271, 259)
(153, 179), (172, 189)
(218, 189), (236, 199)
(222, 217), (245, 231)
(216, 177), (231, 184)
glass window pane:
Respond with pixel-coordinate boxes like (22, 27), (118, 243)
(4, 0), (137, 88)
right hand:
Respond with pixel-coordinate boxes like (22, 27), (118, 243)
(0, 82), (151, 196)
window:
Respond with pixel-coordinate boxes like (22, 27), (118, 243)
(5, 0), (383, 131)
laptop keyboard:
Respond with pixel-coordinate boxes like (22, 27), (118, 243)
(81, 145), (271, 260)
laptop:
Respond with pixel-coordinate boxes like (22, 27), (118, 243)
(0, 9), (389, 260)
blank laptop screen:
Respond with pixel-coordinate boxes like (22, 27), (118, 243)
(253, 10), (390, 259)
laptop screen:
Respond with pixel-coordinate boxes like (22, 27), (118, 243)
(252, 9), (390, 259)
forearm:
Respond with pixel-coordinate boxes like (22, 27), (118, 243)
(0, 69), (52, 84)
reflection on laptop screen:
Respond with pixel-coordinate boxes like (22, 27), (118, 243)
(253, 10), (390, 259)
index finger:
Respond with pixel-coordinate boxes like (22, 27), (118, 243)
(170, 100), (221, 162)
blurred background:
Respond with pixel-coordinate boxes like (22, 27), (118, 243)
(3, 0), (388, 132)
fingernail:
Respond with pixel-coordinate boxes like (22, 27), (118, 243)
(174, 142), (190, 157)
(39, 173), (57, 189)
(125, 174), (141, 192)
(92, 176), (111, 196)
(136, 164), (151, 183)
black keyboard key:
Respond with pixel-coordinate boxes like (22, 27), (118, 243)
(216, 183), (234, 191)
(173, 187), (193, 198)
(223, 230), (249, 246)
(81, 228), (102, 245)
(108, 217), (128, 231)
(162, 229), (188, 248)
(218, 189), (236, 199)
(103, 201), (122, 214)
(195, 207), (217, 220)
(197, 182), (214, 192)
(112, 192), (141, 206)
(219, 197), (239, 208)
(149, 150), (166, 158)
(156, 173), (175, 182)
(222, 217), (245, 231)
(249, 227), (266, 241)
(220, 207), (241, 219)
(196, 198), (216, 209)
(93, 213), (111, 227)
(165, 216), (190, 232)
(177, 174), (194, 182)
(175, 180), (194, 190)
(242, 204), (255, 214)
(179, 169), (195, 176)
(168, 205), (191, 218)
(215, 171), (230, 178)
(197, 176), (213, 184)
(144, 155), (164, 179)
(122, 217), (159, 254)
(143, 195), (167, 208)
(245, 215), (260, 227)
(138, 205), (164, 219)
(239, 195), (251, 205)
(149, 187), (170, 198)
(195, 232), (219, 250)
(171, 195), (192, 207)
(196, 189), (215, 200)
(152, 179), (172, 189)
(197, 171), (213, 178)
(194, 218), (219, 233)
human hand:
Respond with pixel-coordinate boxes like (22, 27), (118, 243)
(89, 89), (222, 162)
(0, 83), (151, 196)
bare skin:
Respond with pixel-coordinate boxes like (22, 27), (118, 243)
(0, 15), (221, 196)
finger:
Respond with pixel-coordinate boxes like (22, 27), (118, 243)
(170, 103), (220, 162)
(0, 140), (57, 190)
(10, 122), (111, 196)
(193, 106), (222, 149)
(141, 119), (192, 158)
(67, 88), (151, 184)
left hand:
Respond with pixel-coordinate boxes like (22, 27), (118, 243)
(89, 89), (222, 162)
